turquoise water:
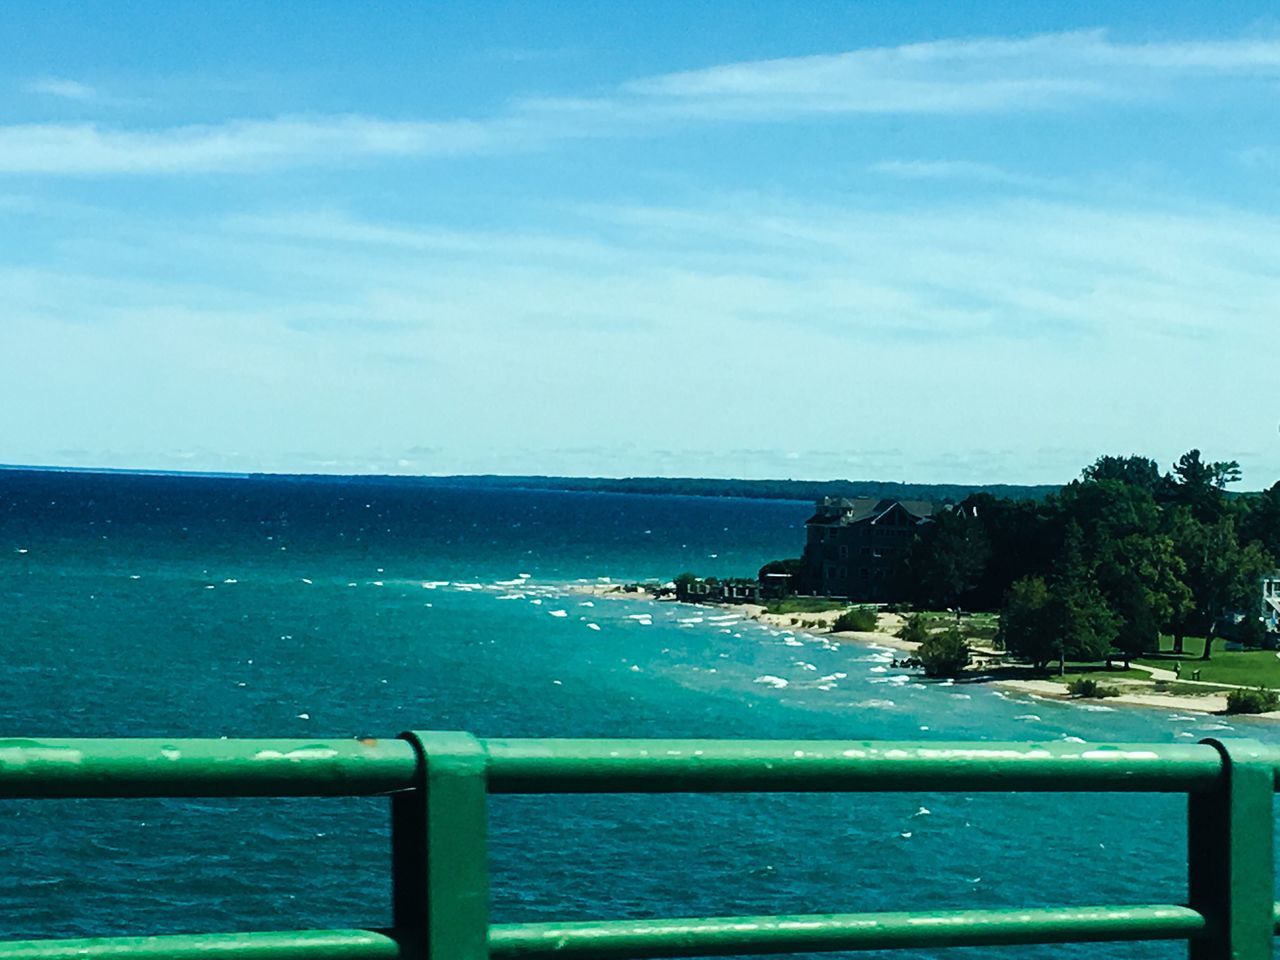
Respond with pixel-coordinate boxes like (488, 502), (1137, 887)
(2, 472), (1278, 959)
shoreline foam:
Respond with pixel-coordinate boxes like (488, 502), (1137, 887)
(575, 583), (1279, 719)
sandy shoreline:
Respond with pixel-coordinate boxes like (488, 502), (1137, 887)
(576, 583), (1278, 719)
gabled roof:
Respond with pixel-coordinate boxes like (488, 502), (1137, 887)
(806, 497), (935, 526)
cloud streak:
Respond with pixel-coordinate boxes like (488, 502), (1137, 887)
(619, 30), (1280, 117)
(6, 187), (1280, 480)
(22, 77), (98, 101)
(4, 30), (1280, 175)
(0, 115), (518, 174)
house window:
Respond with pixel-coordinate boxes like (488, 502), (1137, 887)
(839, 545), (849, 559)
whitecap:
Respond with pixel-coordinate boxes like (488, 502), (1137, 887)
(496, 594), (523, 600)
(1061, 735), (1087, 744)
(949, 693), (972, 700)
(549, 610), (568, 618)
(794, 662), (818, 671)
(855, 699), (896, 708)
(587, 623), (601, 631)
(782, 638), (805, 647)
(912, 806), (931, 817)
(530, 598), (543, 605)
(300, 578), (312, 584)
(297, 713), (311, 720)
(580, 601), (594, 607)
(754, 675), (790, 689)
(1014, 714), (1041, 721)
(629, 665), (641, 672)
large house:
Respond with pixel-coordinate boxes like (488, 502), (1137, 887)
(801, 497), (935, 600)
(1263, 572), (1280, 634)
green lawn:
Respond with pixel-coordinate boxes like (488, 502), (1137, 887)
(1060, 667), (1148, 683)
(764, 597), (852, 615)
(915, 611), (1000, 642)
(1134, 635), (1280, 689)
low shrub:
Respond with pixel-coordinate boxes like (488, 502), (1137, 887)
(1066, 678), (1119, 699)
(896, 613), (930, 646)
(917, 626), (970, 678)
(832, 607), (878, 633)
(1225, 687), (1280, 715)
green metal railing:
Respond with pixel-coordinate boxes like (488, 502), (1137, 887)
(0, 735), (1276, 959)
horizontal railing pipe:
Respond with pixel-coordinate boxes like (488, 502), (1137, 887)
(0, 737), (1257, 798)
(0, 930), (411, 960)
(482, 739), (1230, 794)
(0, 738), (418, 798)
(488, 905), (1207, 959)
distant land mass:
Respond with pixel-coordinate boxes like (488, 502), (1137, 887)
(272, 473), (1061, 503)
(1, 465), (1058, 503)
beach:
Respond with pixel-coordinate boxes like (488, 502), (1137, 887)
(579, 583), (1278, 718)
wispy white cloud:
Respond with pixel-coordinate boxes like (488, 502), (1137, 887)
(23, 76), (98, 101)
(613, 30), (1280, 118)
(5, 189), (1280, 480)
(869, 159), (1048, 187)
(0, 115), (516, 174)
(4, 30), (1280, 175)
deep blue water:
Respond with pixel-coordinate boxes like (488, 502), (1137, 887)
(1, 472), (1277, 960)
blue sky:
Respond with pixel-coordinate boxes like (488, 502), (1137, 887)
(4, 2), (1280, 485)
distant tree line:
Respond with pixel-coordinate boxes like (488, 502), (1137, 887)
(894, 451), (1280, 667)
(401, 474), (1059, 503)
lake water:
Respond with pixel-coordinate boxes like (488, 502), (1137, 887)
(2, 470), (1276, 960)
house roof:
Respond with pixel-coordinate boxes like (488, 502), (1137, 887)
(806, 497), (935, 526)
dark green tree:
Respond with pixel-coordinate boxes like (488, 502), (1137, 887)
(897, 506), (990, 609)
(1165, 449), (1241, 522)
(757, 557), (805, 594)
(917, 626), (971, 678)
(1238, 482), (1280, 562)
(1168, 512), (1271, 660)
(1051, 522), (1119, 672)
(1059, 478), (1190, 659)
(1082, 455), (1163, 493)
(998, 576), (1057, 670)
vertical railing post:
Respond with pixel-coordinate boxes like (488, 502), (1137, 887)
(393, 731), (490, 960)
(1188, 738), (1274, 960)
